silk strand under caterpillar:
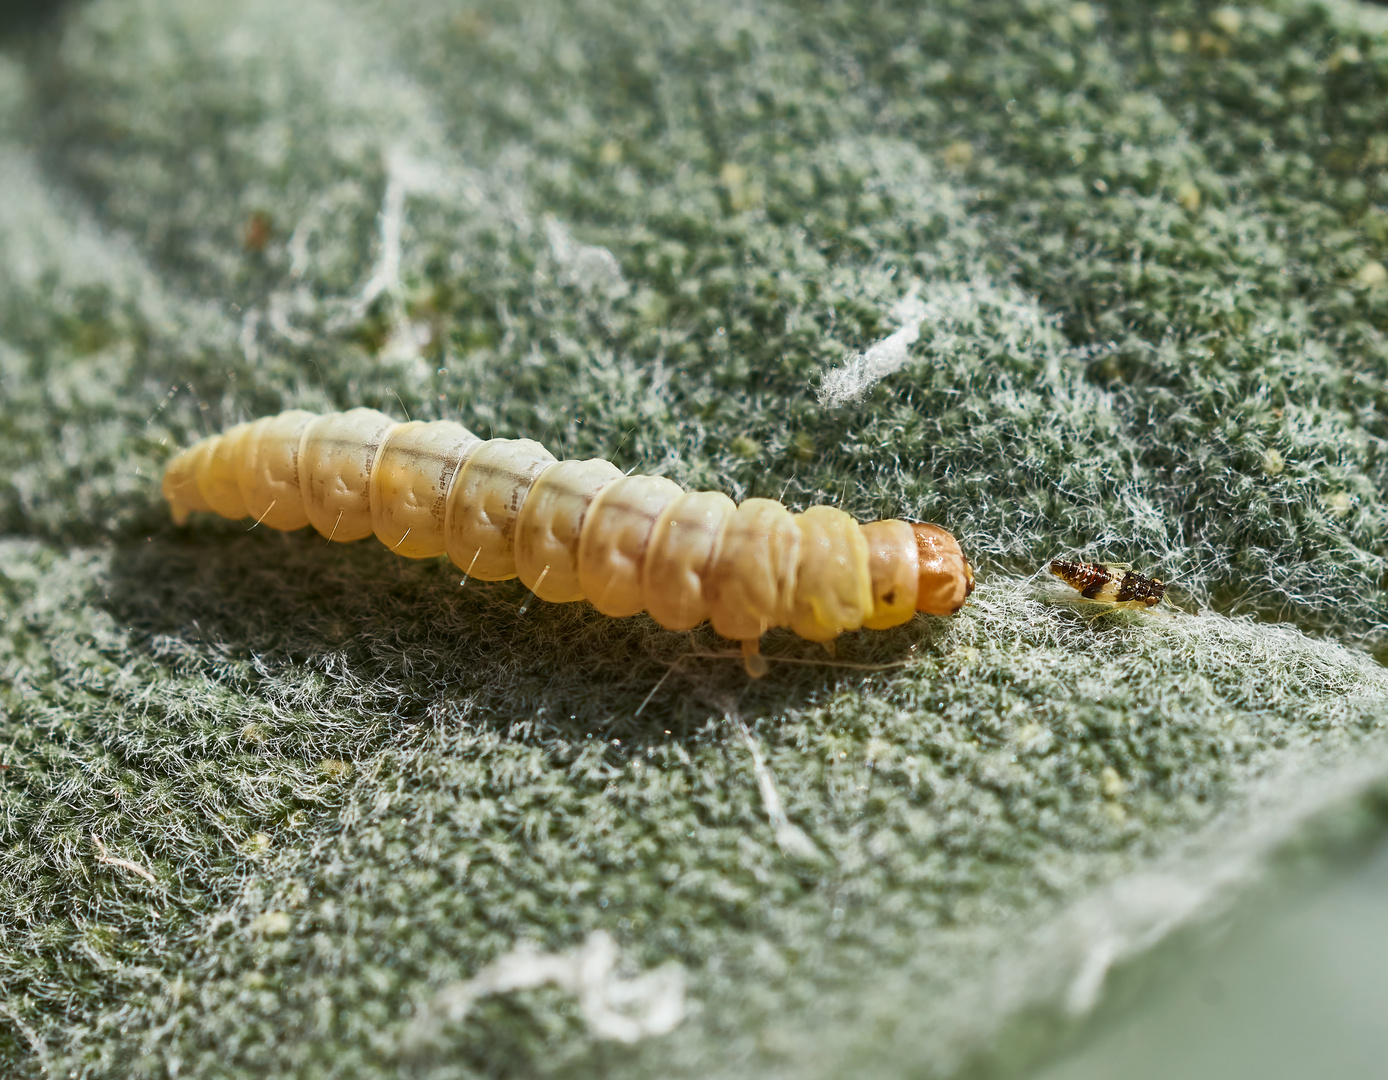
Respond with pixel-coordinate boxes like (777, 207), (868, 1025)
(162, 409), (974, 675)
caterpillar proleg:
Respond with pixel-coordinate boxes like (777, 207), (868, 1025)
(163, 410), (974, 675)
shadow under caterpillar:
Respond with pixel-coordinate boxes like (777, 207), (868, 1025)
(162, 409), (973, 675)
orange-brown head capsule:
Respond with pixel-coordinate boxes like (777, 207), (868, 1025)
(910, 523), (974, 616)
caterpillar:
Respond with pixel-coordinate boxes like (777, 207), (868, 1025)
(162, 409), (974, 675)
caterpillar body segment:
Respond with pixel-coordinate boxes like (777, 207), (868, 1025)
(860, 520), (921, 631)
(446, 437), (555, 581)
(239, 410), (317, 531)
(371, 419), (482, 559)
(790, 506), (872, 642)
(514, 458), (625, 602)
(579, 474), (685, 617)
(300, 409), (397, 542)
(640, 489), (737, 632)
(163, 410), (975, 674)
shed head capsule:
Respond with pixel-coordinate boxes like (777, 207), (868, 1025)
(1049, 559), (1165, 609)
(910, 522), (974, 616)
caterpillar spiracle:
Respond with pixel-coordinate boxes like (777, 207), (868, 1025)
(162, 409), (974, 675)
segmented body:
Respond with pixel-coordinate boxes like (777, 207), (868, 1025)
(163, 409), (974, 674)
(1049, 560), (1165, 609)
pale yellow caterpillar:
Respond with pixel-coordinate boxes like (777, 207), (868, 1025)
(162, 409), (974, 675)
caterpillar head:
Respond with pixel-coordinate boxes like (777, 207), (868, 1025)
(911, 522), (974, 616)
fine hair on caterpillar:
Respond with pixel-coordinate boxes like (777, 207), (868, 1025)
(162, 409), (974, 675)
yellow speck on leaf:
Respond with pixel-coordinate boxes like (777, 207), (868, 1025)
(942, 141), (974, 169)
(318, 758), (352, 781)
(1354, 261), (1387, 289)
(1324, 492), (1354, 518)
(249, 911), (291, 938)
(1211, 7), (1242, 36)
(1197, 31), (1229, 58)
(719, 161), (747, 188)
